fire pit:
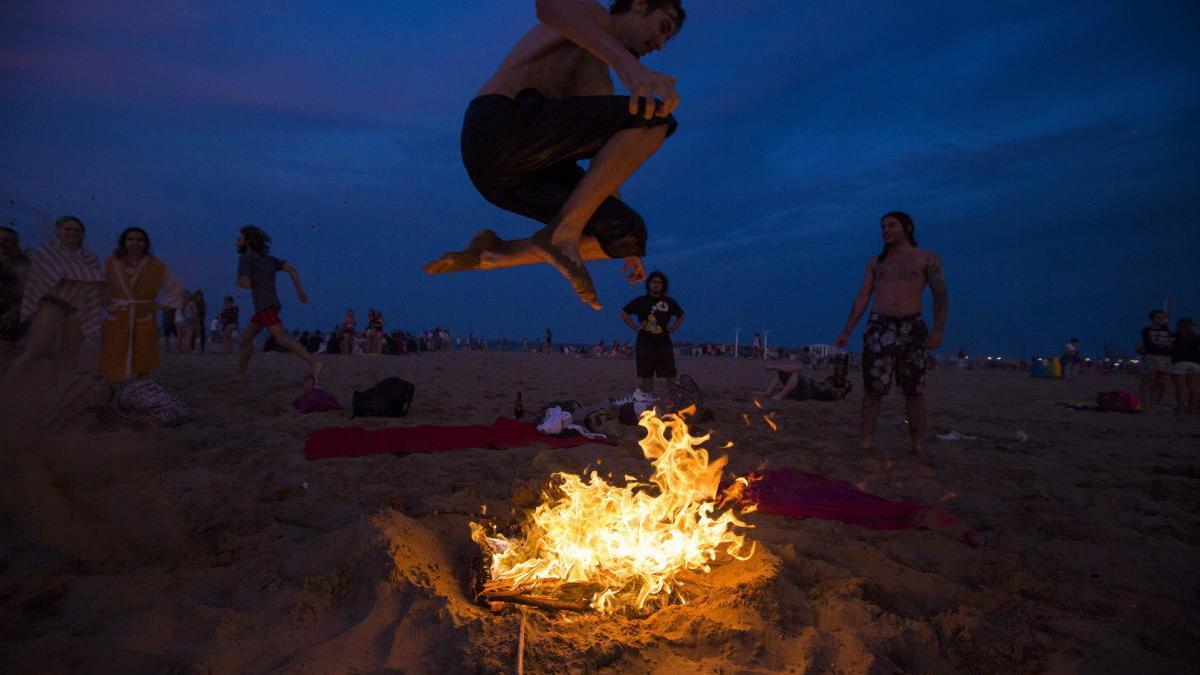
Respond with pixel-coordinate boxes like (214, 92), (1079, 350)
(471, 408), (755, 614)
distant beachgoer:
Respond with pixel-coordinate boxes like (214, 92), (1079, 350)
(545, 327), (553, 353)
(835, 211), (948, 459)
(219, 296), (239, 354)
(192, 290), (207, 353)
(621, 269), (683, 392)
(2, 216), (106, 388)
(1139, 310), (1173, 409)
(366, 309), (384, 354)
(99, 227), (185, 381)
(233, 226), (322, 382)
(1169, 317), (1198, 413)
(423, 0), (686, 309)
(1061, 337), (1080, 380)
(161, 306), (177, 353)
(764, 363), (852, 402)
(340, 309), (357, 355)
(0, 226), (31, 368)
(177, 291), (197, 353)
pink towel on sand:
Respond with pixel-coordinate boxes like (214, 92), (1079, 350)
(743, 468), (976, 544)
(305, 417), (605, 460)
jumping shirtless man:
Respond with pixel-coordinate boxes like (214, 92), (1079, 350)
(423, 0), (685, 309)
(835, 212), (949, 459)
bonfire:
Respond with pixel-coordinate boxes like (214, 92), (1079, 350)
(470, 408), (755, 614)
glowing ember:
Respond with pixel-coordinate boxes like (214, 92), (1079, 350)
(471, 408), (754, 613)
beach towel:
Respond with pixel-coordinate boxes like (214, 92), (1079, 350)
(21, 240), (105, 338)
(737, 468), (976, 544)
(304, 416), (607, 460)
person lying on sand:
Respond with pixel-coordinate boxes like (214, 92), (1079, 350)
(423, 0), (686, 309)
(764, 363), (852, 402)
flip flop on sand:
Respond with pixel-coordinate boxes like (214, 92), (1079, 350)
(422, 229), (502, 275)
(531, 228), (600, 309)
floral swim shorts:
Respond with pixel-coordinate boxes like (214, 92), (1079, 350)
(862, 312), (928, 396)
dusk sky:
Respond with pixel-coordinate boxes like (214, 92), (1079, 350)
(3, 1), (1197, 356)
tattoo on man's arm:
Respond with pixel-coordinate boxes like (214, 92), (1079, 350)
(928, 260), (947, 302)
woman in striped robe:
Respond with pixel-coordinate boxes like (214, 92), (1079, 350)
(1, 216), (106, 387)
(99, 227), (185, 381)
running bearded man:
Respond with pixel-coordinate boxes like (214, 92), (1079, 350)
(836, 212), (949, 460)
(423, 0), (685, 309)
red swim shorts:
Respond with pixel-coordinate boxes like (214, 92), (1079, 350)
(250, 306), (282, 327)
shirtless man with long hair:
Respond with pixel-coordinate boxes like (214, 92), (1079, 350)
(836, 212), (949, 460)
(424, 0), (685, 309)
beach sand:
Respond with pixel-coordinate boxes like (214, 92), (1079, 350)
(1, 349), (1197, 673)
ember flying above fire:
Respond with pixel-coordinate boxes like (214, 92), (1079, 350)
(471, 408), (755, 614)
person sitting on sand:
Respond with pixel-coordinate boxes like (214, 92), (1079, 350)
(621, 270), (683, 393)
(0, 226), (31, 369)
(835, 211), (948, 459)
(233, 226), (322, 383)
(764, 363), (853, 402)
(2, 216), (107, 389)
(423, 0), (686, 309)
(1169, 317), (1198, 413)
(98, 227), (186, 381)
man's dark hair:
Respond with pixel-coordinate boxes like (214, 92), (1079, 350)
(1148, 310), (1165, 321)
(240, 225), (271, 255)
(55, 215), (85, 231)
(1070, 338), (1079, 343)
(224, 295), (234, 302)
(114, 227), (151, 258)
(878, 211), (917, 263)
(609, 0), (686, 31)
(0, 226), (17, 237)
(646, 270), (669, 294)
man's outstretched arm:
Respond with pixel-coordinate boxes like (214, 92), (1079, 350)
(282, 263), (310, 304)
(836, 258), (876, 348)
(926, 253), (948, 349)
(535, 0), (678, 117)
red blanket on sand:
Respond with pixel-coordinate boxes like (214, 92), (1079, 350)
(305, 417), (604, 460)
(743, 468), (976, 544)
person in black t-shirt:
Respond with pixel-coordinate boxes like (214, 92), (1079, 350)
(621, 270), (684, 393)
(1170, 317), (1199, 413)
(1138, 309), (1173, 409)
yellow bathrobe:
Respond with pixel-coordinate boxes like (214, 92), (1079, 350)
(99, 255), (184, 381)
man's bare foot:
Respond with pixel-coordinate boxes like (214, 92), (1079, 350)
(532, 228), (600, 309)
(423, 229), (501, 274)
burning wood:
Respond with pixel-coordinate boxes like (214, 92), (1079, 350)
(471, 409), (754, 614)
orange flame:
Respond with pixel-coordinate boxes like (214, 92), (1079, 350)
(762, 412), (778, 432)
(471, 409), (754, 613)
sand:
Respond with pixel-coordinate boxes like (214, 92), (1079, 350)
(1, 349), (1197, 673)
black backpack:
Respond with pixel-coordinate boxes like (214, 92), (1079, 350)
(351, 377), (415, 418)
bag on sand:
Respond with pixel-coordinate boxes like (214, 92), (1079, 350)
(294, 388), (341, 414)
(665, 374), (712, 420)
(352, 377), (415, 418)
(1096, 390), (1138, 413)
(116, 379), (190, 426)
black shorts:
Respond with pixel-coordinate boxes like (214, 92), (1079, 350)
(636, 341), (677, 379)
(461, 88), (678, 259)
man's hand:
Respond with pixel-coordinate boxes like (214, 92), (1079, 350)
(614, 60), (678, 120)
(835, 331), (850, 349)
(924, 331), (943, 350)
(622, 256), (646, 283)
(297, 291), (309, 304)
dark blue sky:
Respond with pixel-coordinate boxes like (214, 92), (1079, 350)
(3, 1), (1197, 356)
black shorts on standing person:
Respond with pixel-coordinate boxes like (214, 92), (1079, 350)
(461, 89), (677, 260)
(622, 274), (684, 381)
